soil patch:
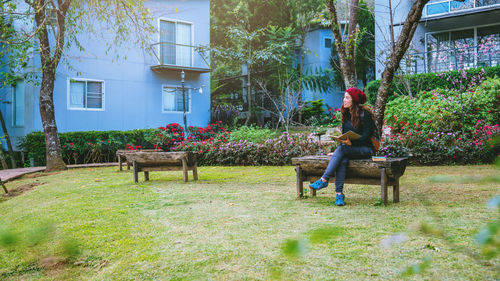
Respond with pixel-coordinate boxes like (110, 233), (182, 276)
(24, 172), (60, 179)
(3, 182), (41, 198)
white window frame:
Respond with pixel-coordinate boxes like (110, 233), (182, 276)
(12, 81), (25, 127)
(161, 85), (192, 114)
(423, 0), (500, 18)
(157, 18), (195, 67)
(67, 78), (105, 111)
(323, 36), (333, 49)
(424, 23), (500, 70)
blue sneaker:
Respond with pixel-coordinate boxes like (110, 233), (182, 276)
(309, 178), (328, 190)
(335, 194), (345, 206)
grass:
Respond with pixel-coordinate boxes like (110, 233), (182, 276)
(0, 165), (498, 280)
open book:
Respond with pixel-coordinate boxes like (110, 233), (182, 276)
(331, 130), (361, 143)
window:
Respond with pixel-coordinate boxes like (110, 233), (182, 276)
(68, 79), (104, 110)
(159, 19), (193, 66)
(162, 86), (191, 112)
(324, 38), (332, 48)
(12, 81), (24, 127)
(426, 25), (500, 72)
(426, 1), (449, 16)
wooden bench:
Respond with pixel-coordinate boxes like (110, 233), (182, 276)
(123, 151), (198, 183)
(292, 156), (408, 204)
(116, 149), (162, 171)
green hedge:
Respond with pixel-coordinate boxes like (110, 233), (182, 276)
(18, 129), (154, 166)
(365, 65), (500, 104)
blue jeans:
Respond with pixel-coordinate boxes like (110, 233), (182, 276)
(322, 144), (373, 193)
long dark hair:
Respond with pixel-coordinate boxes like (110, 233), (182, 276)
(341, 103), (374, 130)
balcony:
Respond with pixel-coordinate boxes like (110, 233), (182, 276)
(150, 42), (211, 74)
(401, 43), (499, 74)
(423, 0), (500, 18)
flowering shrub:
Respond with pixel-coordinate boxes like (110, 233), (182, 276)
(380, 77), (500, 165)
(171, 132), (331, 166)
(145, 123), (185, 151)
(188, 121), (226, 142)
(377, 78), (500, 165)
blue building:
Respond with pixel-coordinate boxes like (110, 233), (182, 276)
(375, 0), (500, 77)
(301, 27), (345, 109)
(1, 0), (211, 150)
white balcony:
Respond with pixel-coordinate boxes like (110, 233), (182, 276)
(150, 42), (211, 74)
(423, 0), (500, 18)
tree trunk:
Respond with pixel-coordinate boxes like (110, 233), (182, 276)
(0, 149), (8, 170)
(245, 70), (252, 125)
(0, 108), (16, 168)
(32, 0), (71, 171)
(373, 0), (430, 131)
(326, 0), (359, 89)
(40, 70), (66, 171)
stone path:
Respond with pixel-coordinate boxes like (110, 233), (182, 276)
(0, 163), (118, 183)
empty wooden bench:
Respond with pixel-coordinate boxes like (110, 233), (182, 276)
(116, 149), (162, 171)
(292, 156), (408, 204)
(123, 151), (198, 183)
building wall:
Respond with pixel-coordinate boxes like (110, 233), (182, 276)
(2, 0), (210, 149)
(302, 28), (344, 110)
(375, 0), (500, 78)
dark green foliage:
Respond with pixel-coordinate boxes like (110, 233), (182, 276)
(301, 99), (325, 121)
(365, 65), (500, 104)
(18, 129), (153, 166)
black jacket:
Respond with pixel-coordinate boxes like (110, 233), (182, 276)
(342, 109), (374, 147)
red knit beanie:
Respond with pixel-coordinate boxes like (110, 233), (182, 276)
(346, 88), (367, 105)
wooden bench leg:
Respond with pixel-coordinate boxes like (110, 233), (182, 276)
(133, 161), (139, 183)
(295, 166), (303, 198)
(393, 176), (400, 203)
(310, 187), (317, 197)
(193, 163), (198, 181)
(127, 162), (131, 170)
(182, 158), (188, 182)
(381, 167), (388, 205)
(118, 155), (123, 171)
(144, 171), (149, 181)
(1, 179), (7, 194)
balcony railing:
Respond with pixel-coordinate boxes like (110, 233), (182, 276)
(423, 0), (500, 17)
(400, 43), (499, 74)
(150, 42), (210, 73)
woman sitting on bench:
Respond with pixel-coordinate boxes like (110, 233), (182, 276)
(309, 88), (375, 206)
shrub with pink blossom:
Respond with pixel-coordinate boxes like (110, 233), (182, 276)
(379, 77), (499, 164)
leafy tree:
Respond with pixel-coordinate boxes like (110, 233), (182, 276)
(329, 0), (374, 88)
(2, 0), (154, 171)
(326, 0), (431, 131)
(210, 0), (333, 126)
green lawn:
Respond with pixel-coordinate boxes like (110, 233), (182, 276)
(0, 165), (498, 280)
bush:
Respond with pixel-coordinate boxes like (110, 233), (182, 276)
(378, 77), (500, 165)
(19, 129), (152, 166)
(20, 122), (232, 166)
(302, 100), (342, 127)
(144, 124), (185, 151)
(172, 132), (332, 166)
(302, 99), (325, 121)
(229, 125), (278, 143)
(188, 121), (226, 142)
(366, 65), (500, 104)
